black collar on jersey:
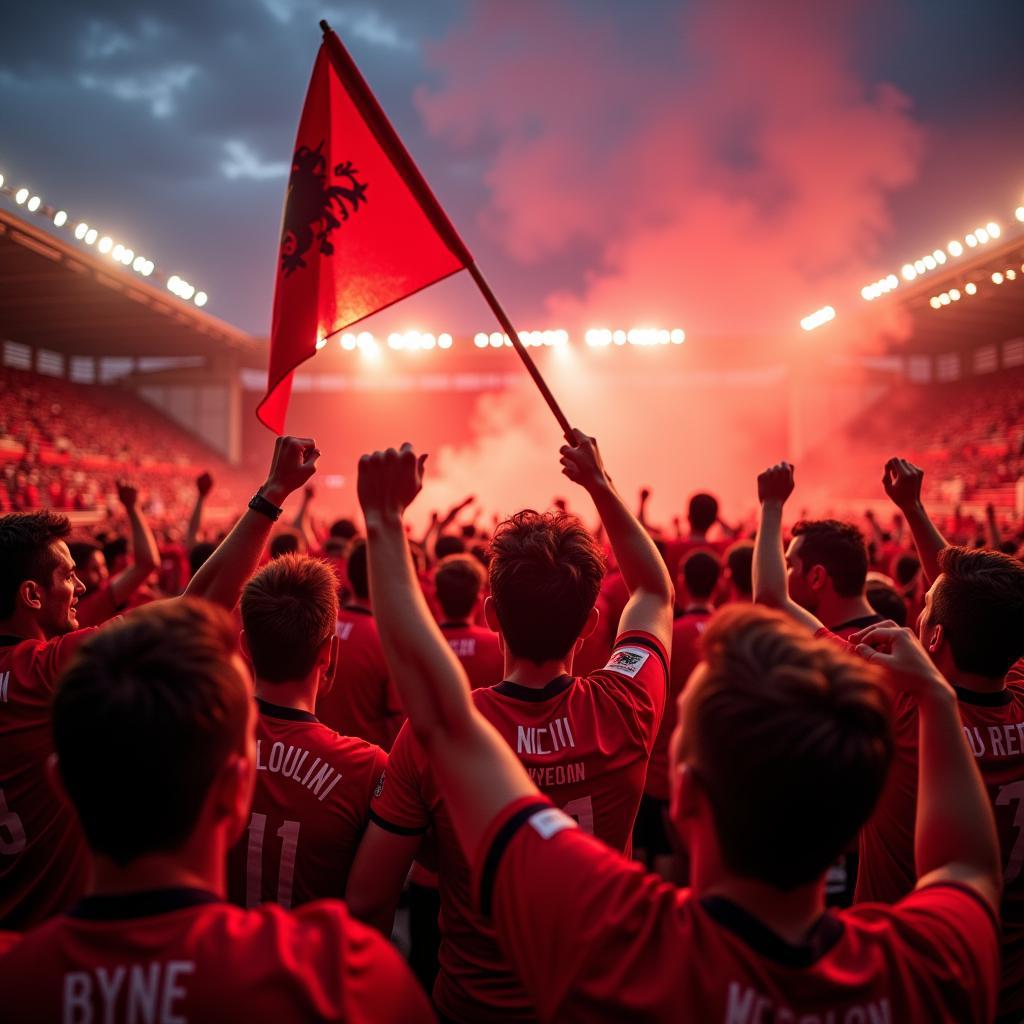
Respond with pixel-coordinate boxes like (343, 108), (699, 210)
(440, 621), (471, 630)
(342, 604), (373, 616)
(699, 896), (844, 968)
(256, 697), (319, 723)
(493, 675), (574, 702)
(829, 613), (884, 636)
(0, 634), (24, 647)
(68, 887), (220, 921)
(953, 685), (1013, 707)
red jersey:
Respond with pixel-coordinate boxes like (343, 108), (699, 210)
(665, 536), (730, 580)
(226, 700), (387, 909)
(316, 606), (404, 751)
(371, 630), (667, 1023)
(646, 608), (711, 801)
(0, 630), (95, 929)
(440, 622), (503, 690)
(857, 683), (1024, 1017)
(475, 797), (999, 1024)
(827, 613), (885, 641)
(0, 887), (432, 1023)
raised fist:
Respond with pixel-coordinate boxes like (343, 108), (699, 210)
(358, 443), (427, 521)
(559, 429), (611, 493)
(262, 436), (320, 505)
(757, 462), (795, 506)
(196, 472), (214, 498)
(882, 458), (923, 512)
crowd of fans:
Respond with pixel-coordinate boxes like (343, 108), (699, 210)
(1, 378), (1024, 1020)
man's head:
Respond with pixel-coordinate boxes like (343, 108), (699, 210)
(866, 577), (908, 627)
(894, 552), (921, 590)
(0, 511), (83, 635)
(435, 554), (486, 623)
(679, 549), (721, 604)
(688, 493), (719, 535)
(68, 540), (108, 595)
(241, 554), (339, 686)
(329, 517), (358, 541)
(487, 510), (606, 665)
(724, 540), (754, 600)
(919, 546), (1024, 681)
(785, 519), (869, 613)
(435, 534), (466, 560)
(269, 528), (303, 559)
(347, 539), (369, 601)
(669, 605), (891, 890)
(52, 600), (253, 865)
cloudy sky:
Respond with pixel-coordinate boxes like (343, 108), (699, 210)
(2, 0), (1023, 341)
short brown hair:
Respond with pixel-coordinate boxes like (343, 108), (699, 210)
(690, 605), (892, 889)
(931, 546), (1024, 679)
(791, 519), (869, 597)
(53, 599), (249, 865)
(241, 554), (339, 681)
(488, 510), (606, 664)
(435, 554), (486, 621)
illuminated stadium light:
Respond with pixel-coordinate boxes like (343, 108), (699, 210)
(97, 236), (113, 254)
(975, 227), (990, 244)
(387, 333), (402, 350)
(1007, 269), (1018, 281)
(438, 333), (453, 349)
(74, 222), (88, 240)
(913, 259), (926, 274)
(26, 195), (41, 212)
(901, 263), (917, 282)
(132, 256), (146, 272)
(932, 249), (946, 265)
(141, 260), (154, 277)
(929, 296), (941, 309)
(800, 305), (835, 332)
(949, 288), (961, 301)
(992, 272), (1004, 285)
(613, 329), (627, 345)
(965, 282), (977, 295)
(986, 221), (1001, 238)
(585, 329), (612, 347)
(473, 332), (488, 348)
(489, 332), (507, 348)
(0, 173), (4, 188)
(84, 229), (98, 245)
(112, 244), (125, 262)
(357, 333), (380, 360)
(923, 255), (937, 271)
(341, 333), (358, 350)
(53, 210), (67, 227)
(671, 328), (685, 344)
(966, 233), (978, 247)
(14, 188), (28, 205)
(939, 293), (951, 305)
(1017, 207), (1024, 223)
(193, 291), (208, 308)
(948, 240), (963, 257)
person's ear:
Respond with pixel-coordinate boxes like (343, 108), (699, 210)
(483, 595), (499, 633)
(579, 603), (599, 641)
(807, 564), (828, 592)
(669, 763), (701, 832)
(927, 623), (944, 656)
(214, 753), (255, 846)
(320, 633), (340, 696)
(20, 579), (44, 612)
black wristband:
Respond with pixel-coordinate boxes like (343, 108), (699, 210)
(249, 491), (283, 522)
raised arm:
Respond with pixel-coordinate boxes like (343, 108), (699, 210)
(108, 482), (160, 607)
(753, 462), (824, 634)
(560, 430), (673, 648)
(360, 445), (538, 859)
(186, 472), (214, 550)
(852, 622), (1001, 912)
(184, 436), (319, 609)
(882, 458), (947, 585)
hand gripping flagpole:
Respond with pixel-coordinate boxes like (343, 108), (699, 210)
(319, 21), (575, 444)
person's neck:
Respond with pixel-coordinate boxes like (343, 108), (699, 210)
(819, 594), (877, 631)
(0, 611), (46, 641)
(90, 845), (224, 899)
(942, 664), (1006, 695)
(691, 854), (826, 945)
(687, 529), (708, 542)
(505, 655), (573, 688)
(255, 676), (318, 714)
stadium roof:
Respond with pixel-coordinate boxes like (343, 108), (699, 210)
(0, 207), (260, 361)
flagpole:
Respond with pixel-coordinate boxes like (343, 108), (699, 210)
(319, 20), (575, 445)
(467, 263), (574, 443)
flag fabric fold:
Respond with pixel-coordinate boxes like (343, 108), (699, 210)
(258, 27), (473, 434)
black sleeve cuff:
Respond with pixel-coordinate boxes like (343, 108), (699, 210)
(368, 809), (428, 836)
(478, 800), (552, 919)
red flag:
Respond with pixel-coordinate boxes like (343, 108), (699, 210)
(258, 26), (473, 433)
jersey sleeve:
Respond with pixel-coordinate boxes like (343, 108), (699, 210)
(883, 883), (1000, 1023)
(26, 628), (98, 698)
(367, 722), (430, 836)
(589, 630), (669, 750)
(474, 796), (680, 1021)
